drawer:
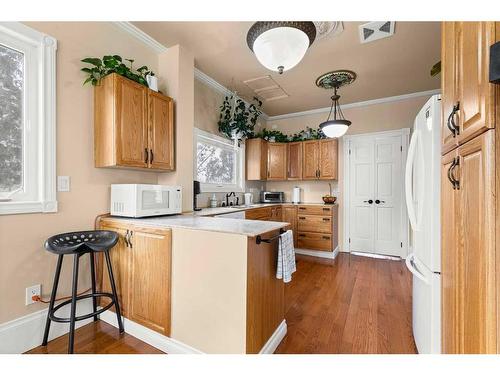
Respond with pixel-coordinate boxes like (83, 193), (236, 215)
(297, 214), (332, 233)
(297, 205), (334, 216)
(297, 231), (333, 251)
(245, 207), (272, 220)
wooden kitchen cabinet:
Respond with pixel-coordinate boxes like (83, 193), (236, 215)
(441, 22), (496, 155)
(94, 73), (175, 171)
(267, 143), (287, 180)
(296, 204), (338, 252)
(287, 142), (303, 180)
(282, 206), (298, 246)
(302, 139), (338, 180)
(246, 138), (268, 180)
(98, 219), (172, 336)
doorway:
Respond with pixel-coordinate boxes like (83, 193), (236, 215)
(343, 129), (409, 258)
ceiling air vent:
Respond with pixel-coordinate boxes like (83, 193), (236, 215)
(243, 75), (289, 102)
(358, 21), (395, 44)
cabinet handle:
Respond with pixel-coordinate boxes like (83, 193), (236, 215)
(299, 234), (306, 237)
(149, 149), (154, 164)
(124, 230), (130, 247)
(128, 231), (133, 248)
(144, 148), (149, 164)
(322, 218), (331, 221)
(447, 102), (460, 137)
(318, 169), (321, 178)
(450, 156), (460, 190)
(299, 207), (306, 210)
(322, 236), (331, 240)
(298, 216), (306, 220)
(322, 207), (330, 211)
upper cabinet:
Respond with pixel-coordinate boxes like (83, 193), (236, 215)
(94, 73), (175, 171)
(246, 138), (338, 181)
(267, 143), (287, 180)
(441, 22), (496, 155)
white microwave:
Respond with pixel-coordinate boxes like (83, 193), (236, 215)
(110, 184), (182, 218)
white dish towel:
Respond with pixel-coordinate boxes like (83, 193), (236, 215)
(277, 230), (296, 283)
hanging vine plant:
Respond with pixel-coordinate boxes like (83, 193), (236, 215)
(218, 94), (263, 141)
(250, 126), (326, 143)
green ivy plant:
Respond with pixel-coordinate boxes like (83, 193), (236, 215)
(81, 55), (155, 87)
(250, 126), (326, 143)
(218, 95), (263, 141)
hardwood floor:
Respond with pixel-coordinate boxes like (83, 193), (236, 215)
(27, 253), (415, 354)
(275, 253), (417, 354)
(26, 321), (163, 354)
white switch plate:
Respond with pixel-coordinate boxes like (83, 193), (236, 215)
(57, 176), (70, 192)
(26, 284), (41, 305)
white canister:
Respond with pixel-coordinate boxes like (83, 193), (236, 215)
(292, 186), (301, 204)
(146, 75), (158, 92)
(244, 193), (253, 206)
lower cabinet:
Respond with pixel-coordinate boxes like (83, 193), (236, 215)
(98, 219), (172, 336)
(441, 130), (497, 353)
(282, 206), (298, 246)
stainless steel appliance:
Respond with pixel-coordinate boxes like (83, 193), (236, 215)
(110, 184), (182, 218)
(260, 191), (284, 203)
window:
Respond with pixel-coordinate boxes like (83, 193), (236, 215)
(0, 23), (57, 214)
(194, 128), (244, 192)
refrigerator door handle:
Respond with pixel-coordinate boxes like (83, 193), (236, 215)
(405, 130), (419, 230)
(405, 253), (430, 285)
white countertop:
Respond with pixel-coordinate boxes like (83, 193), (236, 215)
(106, 215), (288, 237)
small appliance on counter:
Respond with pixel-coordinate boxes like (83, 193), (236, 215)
(260, 191), (284, 203)
(110, 184), (182, 218)
(292, 187), (301, 204)
(244, 192), (253, 206)
(193, 180), (202, 211)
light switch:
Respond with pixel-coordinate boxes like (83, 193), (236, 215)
(57, 176), (70, 192)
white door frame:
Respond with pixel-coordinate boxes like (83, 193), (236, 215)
(342, 128), (410, 258)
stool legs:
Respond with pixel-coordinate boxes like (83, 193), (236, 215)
(104, 249), (124, 333)
(89, 253), (98, 321)
(42, 254), (64, 346)
(68, 254), (80, 354)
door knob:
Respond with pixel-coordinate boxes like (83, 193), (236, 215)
(363, 199), (373, 204)
(375, 199), (385, 204)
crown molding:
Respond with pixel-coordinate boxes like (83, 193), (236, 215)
(267, 88), (441, 121)
(113, 22), (167, 53)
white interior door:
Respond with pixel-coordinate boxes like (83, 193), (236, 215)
(348, 134), (404, 257)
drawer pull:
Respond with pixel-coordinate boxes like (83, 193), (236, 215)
(322, 218), (331, 221)
(299, 234), (306, 237)
(322, 236), (330, 240)
(298, 216), (306, 220)
(322, 207), (330, 211)
(299, 207), (306, 210)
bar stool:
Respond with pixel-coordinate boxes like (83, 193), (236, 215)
(42, 230), (124, 354)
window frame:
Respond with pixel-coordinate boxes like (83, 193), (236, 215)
(0, 22), (57, 215)
(193, 128), (245, 193)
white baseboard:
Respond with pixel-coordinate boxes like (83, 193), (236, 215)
(99, 310), (203, 354)
(295, 246), (339, 260)
(0, 299), (93, 354)
(350, 251), (401, 261)
(259, 319), (287, 354)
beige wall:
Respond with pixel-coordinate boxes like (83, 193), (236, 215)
(0, 22), (165, 324)
(266, 95), (430, 250)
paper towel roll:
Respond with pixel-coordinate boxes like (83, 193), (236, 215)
(292, 187), (301, 204)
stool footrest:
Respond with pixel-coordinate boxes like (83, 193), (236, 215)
(49, 292), (115, 323)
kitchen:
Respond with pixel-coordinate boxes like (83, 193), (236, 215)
(1, 5), (500, 371)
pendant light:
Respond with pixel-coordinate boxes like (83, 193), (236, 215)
(247, 22), (316, 74)
(316, 70), (356, 138)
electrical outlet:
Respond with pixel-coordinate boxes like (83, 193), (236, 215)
(57, 176), (70, 192)
(26, 284), (41, 305)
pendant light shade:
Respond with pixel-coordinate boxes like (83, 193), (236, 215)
(319, 89), (351, 138)
(247, 22), (316, 74)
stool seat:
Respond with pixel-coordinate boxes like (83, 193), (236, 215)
(45, 230), (118, 254)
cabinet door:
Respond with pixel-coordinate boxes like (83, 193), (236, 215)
(319, 139), (338, 179)
(282, 206), (297, 245)
(456, 130), (496, 353)
(302, 140), (319, 179)
(457, 22), (495, 145)
(115, 75), (148, 168)
(287, 142), (303, 180)
(98, 223), (131, 315)
(441, 22), (459, 154)
(128, 227), (172, 336)
(267, 143), (287, 180)
(441, 150), (459, 354)
(149, 91), (174, 170)
(246, 138), (268, 180)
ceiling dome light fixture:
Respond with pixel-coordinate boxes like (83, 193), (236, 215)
(316, 70), (357, 138)
(247, 21), (316, 74)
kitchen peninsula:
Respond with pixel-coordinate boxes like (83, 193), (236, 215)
(96, 213), (289, 354)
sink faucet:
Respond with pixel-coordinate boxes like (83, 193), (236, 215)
(226, 192), (235, 206)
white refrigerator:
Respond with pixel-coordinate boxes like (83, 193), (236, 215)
(404, 94), (441, 354)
